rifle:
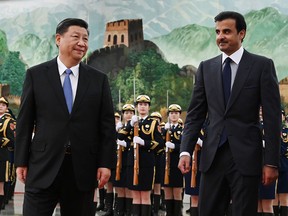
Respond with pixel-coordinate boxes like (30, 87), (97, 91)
(133, 119), (139, 185)
(115, 144), (123, 181)
(164, 128), (171, 185)
(191, 144), (201, 188)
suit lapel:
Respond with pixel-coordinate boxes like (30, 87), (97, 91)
(226, 50), (253, 111)
(71, 63), (90, 114)
(45, 58), (69, 114)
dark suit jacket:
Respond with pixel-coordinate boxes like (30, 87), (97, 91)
(181, 50), (281, 176)
(15, 58), (116, 190)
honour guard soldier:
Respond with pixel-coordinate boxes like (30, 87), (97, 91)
(0, 97), (16, 212)
(184, 121), (208, 216)
(273, 109), (288, 216)
(118, 95), (164, 216)
(3, 108), (16, 210)
(102, 112), (121, 216)
(114, 104), (135, 216)
(163, 104), (184, 216)
(159, 121), (167, 211)
(257, 107), (276, 216)
(150, 112), (165, 216)
(96, 112), (121, 215)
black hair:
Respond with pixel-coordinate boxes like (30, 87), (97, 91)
(214, 11), (246, 33)
(56, 18), (89, 35)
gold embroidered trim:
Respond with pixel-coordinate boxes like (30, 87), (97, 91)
(0, 119), (10, 137)
(1, 137), (9, 147)
(141, 120), (157, 140)
(173, 131), (180, 140)
(119, 129), (128, 135)
(150, 140), (159, 150)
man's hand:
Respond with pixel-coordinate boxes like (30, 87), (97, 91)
(262, 165), (278, 186)
(178, 155), (191, 174)
(97, 168), (111, 189)
(16, 167), (28, 184)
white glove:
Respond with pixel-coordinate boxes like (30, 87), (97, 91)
(164, 122), (170, 130)
(117, 139), (127, 147)
(133, 136), (145, 146)
(116, 122), (123, 131)
(165, 141), (175, 149)
(197, 138), (203, 147)
(262, 140), (265, 148)
(130, 115), (138, 127)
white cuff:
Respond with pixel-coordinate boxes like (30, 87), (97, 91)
(179, 151), (191, 158)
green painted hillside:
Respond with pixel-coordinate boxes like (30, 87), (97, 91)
(152, 7), (288, 80)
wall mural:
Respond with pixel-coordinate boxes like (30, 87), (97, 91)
(1, 0), (288, 115)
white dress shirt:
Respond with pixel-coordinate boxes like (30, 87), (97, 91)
(57, 56), (79, 104)
(222, 46), (244, 89)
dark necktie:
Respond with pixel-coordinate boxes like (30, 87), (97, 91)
(63, 69), (73, 113)
(222, 57), (232, 107)
(219, 58), (232, 147)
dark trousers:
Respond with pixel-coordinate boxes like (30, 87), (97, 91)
(198, 142), (259, 216)
(23, 155), (95, 216)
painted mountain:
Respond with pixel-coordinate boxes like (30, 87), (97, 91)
(151, 7), (288, 80)
(0, 4), (287, 80)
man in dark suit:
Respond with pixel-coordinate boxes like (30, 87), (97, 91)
(178, 11), (281, 216)
(15, 18), (116, 216)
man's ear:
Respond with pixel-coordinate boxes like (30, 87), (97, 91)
(240, 29), (246, 42)
(55, 33), (61, 47)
